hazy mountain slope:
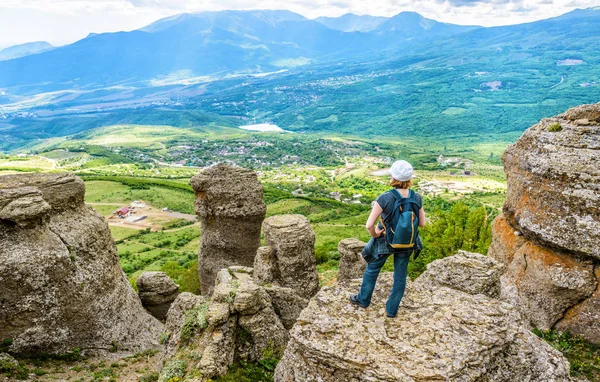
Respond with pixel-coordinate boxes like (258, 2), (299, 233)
(1, 8), (600, 150)
(374, 12), (479, 37)
(0, 41), (54, 61)
(314, 14), (388, 32)
(0, 10), (479, 91)
(0, 10), (377, 91)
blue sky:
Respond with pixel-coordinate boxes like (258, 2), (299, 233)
(0, 0), (598, 49)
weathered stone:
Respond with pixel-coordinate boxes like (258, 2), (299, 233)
(137, 271), (180, 322)
(337, 238), (366, 282)
(233, 280), (263, 315)
(260, 214), (320, 299)
(499, 238), (595, 330)
(275, 271), (571, 382)
(415, 250), (504, 298)
(237, 303), (289, 362)
(490, 210), (598, 331)
(253, 246), (278, 284)
(263, 285), (309, 330)
(560, 103), (600, 123)
(191, 164), (266, 294)
(502, 103), (600, 259)
(0, 173), (163, 356)
(206, 303), (231, 326)
(162, 292), (209, 360)
(488, 214), (527, 268)
(161, 267), (290, 381)
(555, 266), (600, 343)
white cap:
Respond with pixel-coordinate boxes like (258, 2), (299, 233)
(389, 160), (414, 181)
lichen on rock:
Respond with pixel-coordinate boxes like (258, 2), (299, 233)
(275, 253), (572, 382)
(160, 267), (289, 381)
(0, 172), (163, 356)
(256, 214), (320, 299)
(191, 164), (267, 295)
(337, 238), (367, 282)
(137, 271), (180, 322)
(502, 102), (600, 259)
(489, 103), (600, 344)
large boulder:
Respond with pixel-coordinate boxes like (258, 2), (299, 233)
(191, 164), (267, 295)
(337, 238), (367, 282)
(502, 103), (600, 259)
(160, 266), (289, 381)
(258, 215), (320, 299)
(489, 215), (597, 330)
(489, 105), (600, 343)
(137, 272), (180, 322)
(275, 252), (572, 382)
(555, 266), (600, 344)
(0, 173), (163, 355)
(414, 250), (504, 298)
(263, 285), (309, 331)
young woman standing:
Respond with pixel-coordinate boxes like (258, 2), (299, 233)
(350, 160), (426, 318)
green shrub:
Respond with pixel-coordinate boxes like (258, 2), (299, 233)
(158, 359), (186, 382)
(179, 304), (209, 344)
(139, 372), (159, 382)
(0, 338), (13, 353)
(548, 123), (563, 132)
(159, 332), (171, 345)
(534, 329), (600, 379)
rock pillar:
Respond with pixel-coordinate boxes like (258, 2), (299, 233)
(0, 173), (163, 355)
(489, 103), (600, 342)
(191, 164), (266, 295)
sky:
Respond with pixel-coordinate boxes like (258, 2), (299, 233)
(0, 0), (598, 49)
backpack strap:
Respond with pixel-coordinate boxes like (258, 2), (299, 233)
(390, 189), (420, 212)
(390, 188), (402, 200)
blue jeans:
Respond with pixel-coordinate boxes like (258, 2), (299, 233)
(356, 253), (410, 316)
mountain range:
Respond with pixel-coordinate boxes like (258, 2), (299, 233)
(0, 10), (477, 91)
(0, 8), (599, 150)
(0, 41), (54, 61)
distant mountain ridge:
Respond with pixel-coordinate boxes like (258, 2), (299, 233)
(314, 13), (388, 32)
(0, 41), (54, 61)
(0, 10), (479, 90)
(374, 11), (478, 37)
(1, 7), (600, 150)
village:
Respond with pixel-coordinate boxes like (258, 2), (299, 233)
(103, 200), (197, 231)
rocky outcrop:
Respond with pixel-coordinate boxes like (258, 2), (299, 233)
(137, 272), (180, 322)
(275, 252), (572, 382)
(491, 215), (596, 330)
(160, 266), (289, 381)
(337, 238), (366, 282)
(191, 164), (267, 295)
(503, 103), (600, 258)
(0, 173), (163, 355)
(555, 266), (600, 343)
(250, 214), (319, 329)
(257, 215), (320, 299)
(489, 104), (600, 342)
(415, 250), (504, 298)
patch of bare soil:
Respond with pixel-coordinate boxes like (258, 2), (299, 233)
(1, 349), (161, 382)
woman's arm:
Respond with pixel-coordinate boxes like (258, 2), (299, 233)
(418, 207), (427, 228)
(365, 202), (384, 238)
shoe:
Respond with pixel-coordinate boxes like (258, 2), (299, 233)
(349, 294), (367, 308)
(386, 312), (396, 318)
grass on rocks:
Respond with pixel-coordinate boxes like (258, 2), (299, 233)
(535, 329), (600, 381)
(0, 349), (161, 382)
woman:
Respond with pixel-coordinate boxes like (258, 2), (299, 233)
(350, 160), (426, 318)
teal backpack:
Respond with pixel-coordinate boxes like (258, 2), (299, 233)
(381, 189), (421, 250)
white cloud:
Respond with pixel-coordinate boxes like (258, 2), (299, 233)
(0, 0), (597, 48)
